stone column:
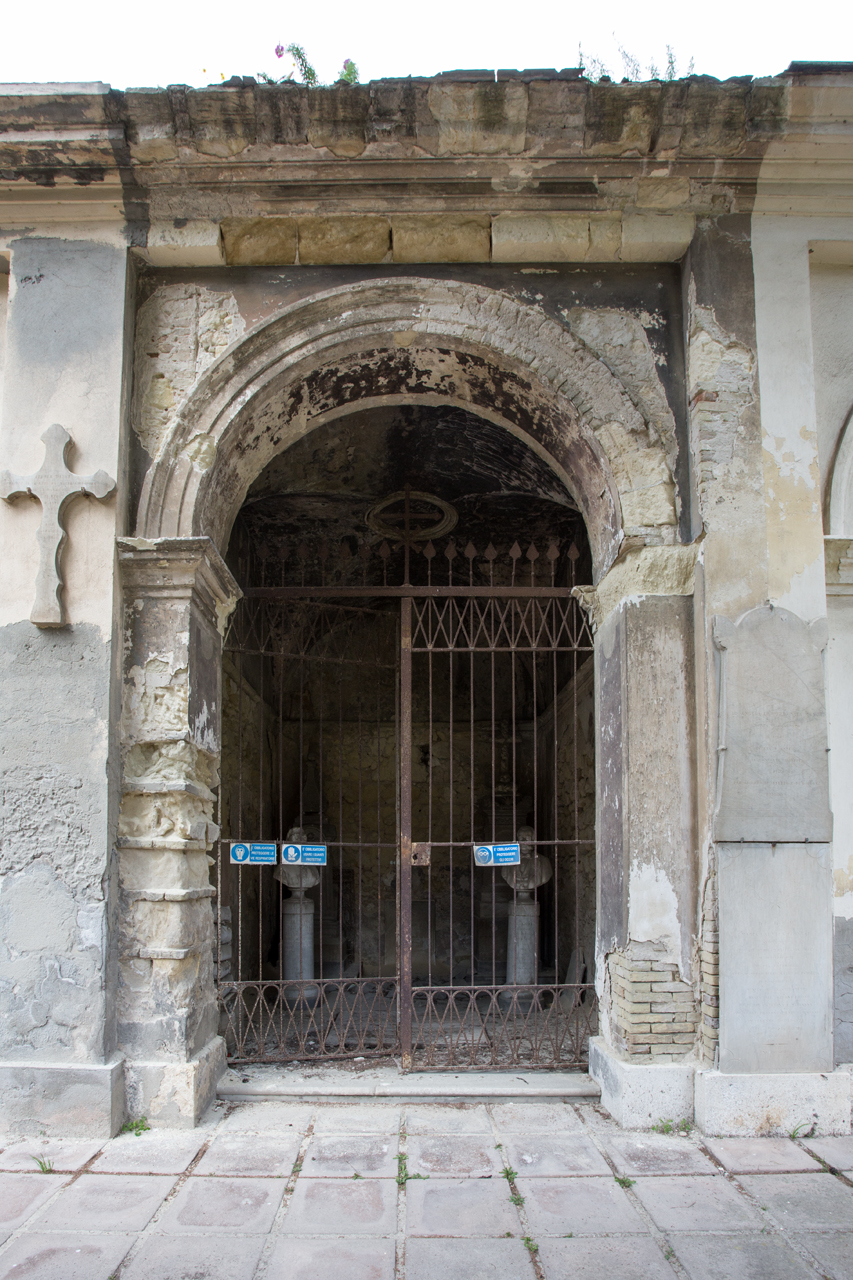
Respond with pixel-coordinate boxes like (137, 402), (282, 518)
(587, 552), (701, 1128)
(0, 233), (129, 1137)
(117, 538), (240, 1127)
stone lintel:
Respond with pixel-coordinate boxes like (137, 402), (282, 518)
(0, 1058), (125, 1138)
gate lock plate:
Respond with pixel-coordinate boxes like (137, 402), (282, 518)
(411, 842), (431, 866)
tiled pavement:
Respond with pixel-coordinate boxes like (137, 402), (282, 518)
(0, 1101), (851, 1279)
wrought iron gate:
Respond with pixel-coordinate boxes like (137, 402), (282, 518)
(215, 496), (597, 1068)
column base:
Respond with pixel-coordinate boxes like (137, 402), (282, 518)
(0, 1057), (125, 1138)
(124, 1037), (226, 1129)
(695, 1067), (852, 1136)
(588, 1037), (695, 1129)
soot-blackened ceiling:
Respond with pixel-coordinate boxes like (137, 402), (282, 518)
(227, 403), (590, 586)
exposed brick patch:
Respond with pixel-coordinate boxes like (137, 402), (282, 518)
(608, 951), (699, 1062)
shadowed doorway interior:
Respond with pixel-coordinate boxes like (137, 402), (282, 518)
(214, 404), (597, 1069)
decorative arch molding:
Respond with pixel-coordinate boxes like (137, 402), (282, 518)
(826, 400), (853, 535)
(136, 278), (677, 580)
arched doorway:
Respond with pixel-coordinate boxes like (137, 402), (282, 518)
(118, 278), (680, 1116)
(214, 403), (597, 1069)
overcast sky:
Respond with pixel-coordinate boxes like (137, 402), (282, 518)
(0, 0), (847, 90)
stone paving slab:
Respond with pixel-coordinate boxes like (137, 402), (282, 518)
(405, 1235), (532, 1280)
(312, 1105), (401, 1135)
(631, 1174), (763, 1232)
(404, 1176), (518, 1237)
(802, 1135), (853, 1171)
(537, 1235), (675, 1279)
(218, 1102), (316, 1134)
(404, 1104), (492, 1135)
(301, 1135), (398, 1178)
(406, 1135), (502, 1177)
(121, 1233), (266, 1280)
(156, 1176), (284, 1234)
(669, 1231), (818, 1280)
(603, 1133), (717, 1176)
(265, 1235), (396, 1280)
(281, 1177), (398, 1235)
(0, 1140), (104, 1173)
(29, 1173), (176, 1233)
(737, 1172), (853, 1230)
(0, 1175), (70, 1232)
(793, 1230), (853, 1279)
(503, 1133), (611, 1177)
(1, 1097), (852, 1280)
(193, 1133), (303, 1178)
(0, 1233), (134, 1280)
(490, 1101), (585, 1134)
(702, 1137), (822, 1174)
(89, 1131), (206, 1174)
(517, 1175), (648, 1236)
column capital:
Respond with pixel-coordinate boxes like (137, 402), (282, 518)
(117, 536), (242, 634)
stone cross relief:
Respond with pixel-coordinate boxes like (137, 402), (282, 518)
(0, 423), (116, 627)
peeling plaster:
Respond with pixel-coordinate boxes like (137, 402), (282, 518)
(628, 862), (682, 961)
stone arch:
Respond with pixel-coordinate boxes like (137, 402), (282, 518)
(136, 277), (677, 581)
(826, 399), (853, 534)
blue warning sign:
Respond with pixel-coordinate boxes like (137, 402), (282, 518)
(473, 843), (521, 867)
(230, 842), (277, 865)
(281, 843), (327, 865)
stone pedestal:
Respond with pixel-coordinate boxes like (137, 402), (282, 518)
(505, 898), (539, 986)
(695, 1067), (852, 1136)
(283, 896), (319, 1005)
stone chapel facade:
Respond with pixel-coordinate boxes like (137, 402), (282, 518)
(0, 64), (852, 1137)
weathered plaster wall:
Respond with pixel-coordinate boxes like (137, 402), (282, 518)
(0, 238), (127, 632)
(0, 234), (128, 1133)
(0, 268), (7, 421)
(0, 622), (111, 1059)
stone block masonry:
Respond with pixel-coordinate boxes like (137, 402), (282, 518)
(609, 952), (699, 1062)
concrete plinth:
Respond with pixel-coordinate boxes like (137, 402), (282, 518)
(694, 1067), (852, 1136)
(123, 1037), (226, 1129)
(589, 1038), (695, 1129)
(0, 1057), (125, 1138)
(283, 896), (318, 1005)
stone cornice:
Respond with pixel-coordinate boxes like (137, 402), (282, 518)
(1, 74), (852, 228)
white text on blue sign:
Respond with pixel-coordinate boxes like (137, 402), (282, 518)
(281, 843), (327, 866)
(473, 843), (520, 866)
(230, 842), (278, 865)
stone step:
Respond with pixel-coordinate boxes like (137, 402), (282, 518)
(218, 1064), (600, 1104)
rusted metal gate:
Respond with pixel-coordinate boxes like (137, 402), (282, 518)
(215, 492), (597, 1068)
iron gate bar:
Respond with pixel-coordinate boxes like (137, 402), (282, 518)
(217, 556), (597, 1070)
(399, 594), (414, 1069)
